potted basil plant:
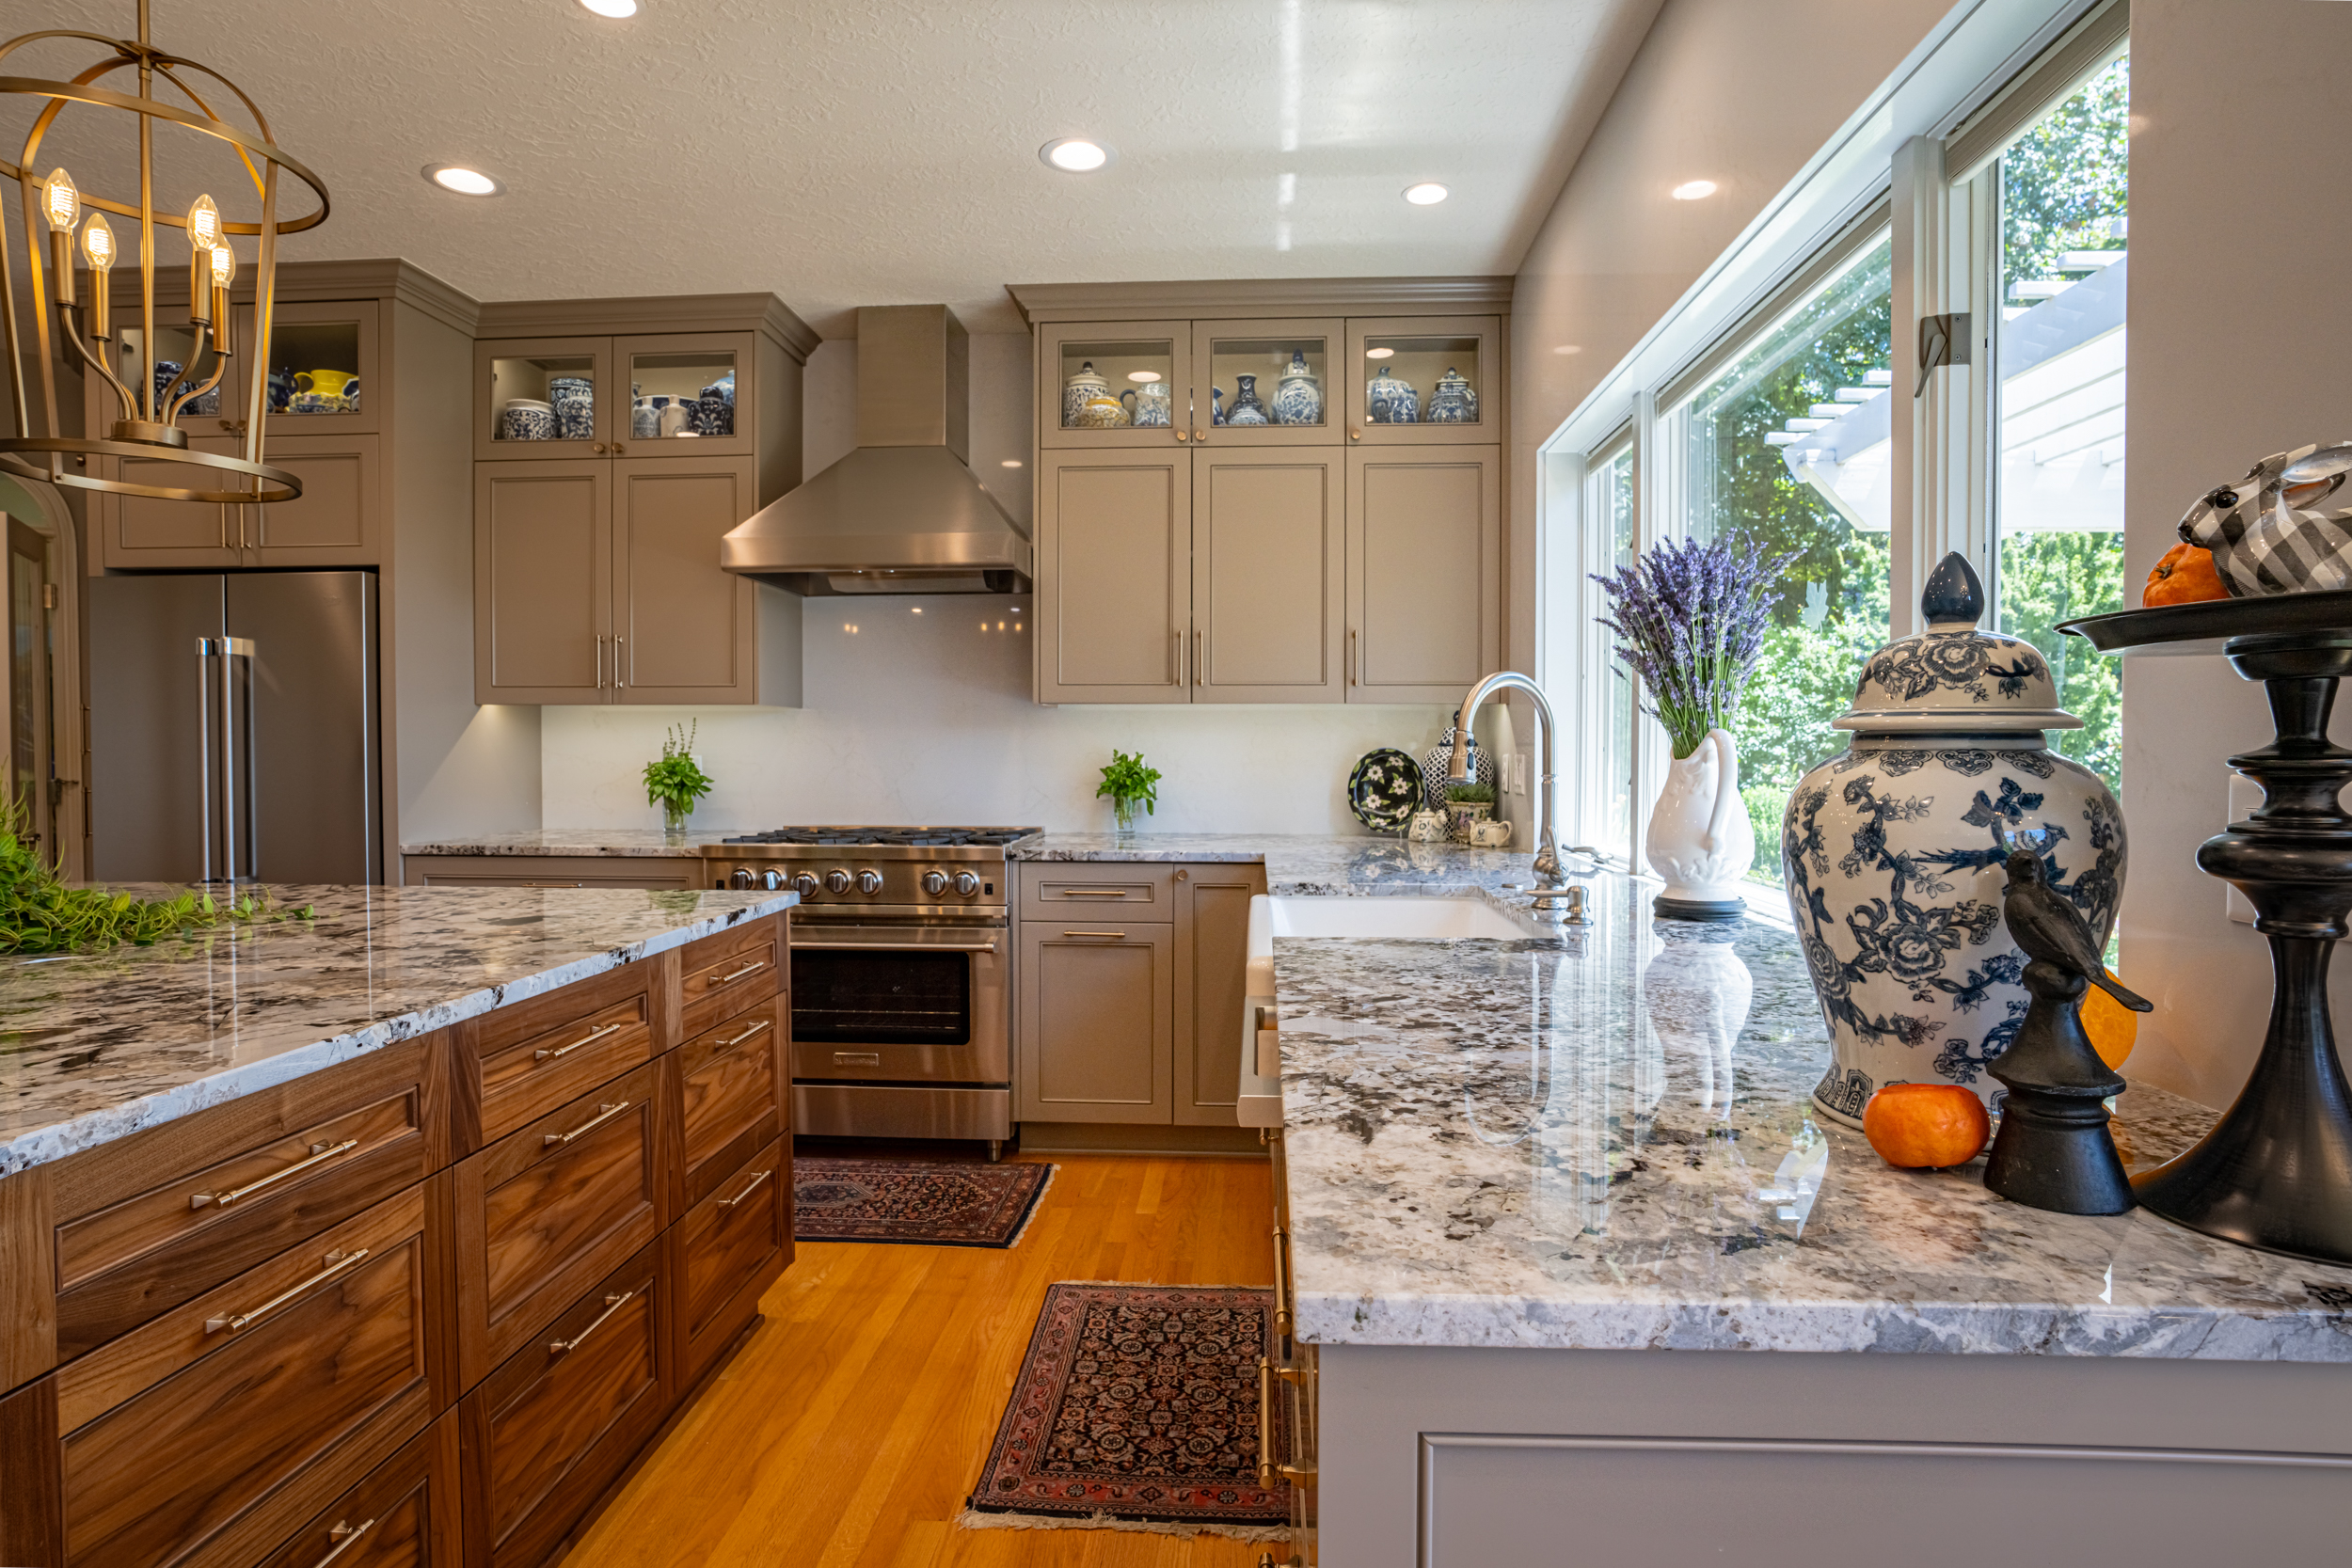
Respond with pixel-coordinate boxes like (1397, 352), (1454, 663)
(1096, 750), (1163, 837)
(644, 721), (716, 839)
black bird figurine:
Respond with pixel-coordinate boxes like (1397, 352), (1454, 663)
(1982, 848), (2152, 1215)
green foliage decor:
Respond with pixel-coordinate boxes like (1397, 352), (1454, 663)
(1443, 782), (1495, 805)
(0, 801), (310, 956)
(643, 721), (716, 816)
(1096, 750), (1162, 827)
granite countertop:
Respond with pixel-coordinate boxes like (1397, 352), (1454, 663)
(402, 829), (752, 859)
(0, 884), (794, 1175)
(1276, 870), (2352, 1362)
(1012, 832), (1560, 903)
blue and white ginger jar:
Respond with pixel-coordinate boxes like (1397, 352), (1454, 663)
(1425, 365), (1477, 424)
(1226, 373), (1269, 426)
(1269, 350), (1323, 426)
(1783, 552), (2125, 1129)
(1366, 366), (1417, 424)
(1420, 711), (1495, 810)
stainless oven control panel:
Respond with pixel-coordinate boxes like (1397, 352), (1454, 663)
(707, 857), (1004, 911)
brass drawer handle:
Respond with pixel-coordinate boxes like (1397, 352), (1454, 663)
(1061, 930), (1127, 939)
(1061, 887), (1128, 896)
(310, 1518), (376, 1568)
(1258, 1355), (1276, 1487)
(543, 1100), (630, 1149)
(709, 958), (769, 985)
(713, 1017), (772, 1052)
(191, 1137), (360, 1210)
(718, 1167), (772, 1209)
(536, 1021), (624, 1062)
(1272, 1225), (1293, 1335)
(206, 1247), (371, 1334)
(548, 1290), (633, 1356)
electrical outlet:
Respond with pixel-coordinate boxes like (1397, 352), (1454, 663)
(2226, 770), (2261, 925)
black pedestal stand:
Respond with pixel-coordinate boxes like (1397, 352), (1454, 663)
(1984, 959), (2134, 1214)
(1653, 894), (1746, 923)
(2063, 597), (2352, 1266)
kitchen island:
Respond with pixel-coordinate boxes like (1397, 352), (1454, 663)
(0, 883), (796, 1568)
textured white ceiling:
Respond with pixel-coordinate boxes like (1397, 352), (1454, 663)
(6, 0), (1660, 333)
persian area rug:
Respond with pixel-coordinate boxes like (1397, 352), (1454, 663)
(961, 1282), (1293, 1540)
(791, 1157), (1053, 1247)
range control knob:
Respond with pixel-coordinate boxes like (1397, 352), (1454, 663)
(953, 870), (981, 897)
(791, 872), (820, 897)
(857, 869), (885, 895)
(729, 866), (755, 889)
(761, 869), (786, 890)
(921, 869), (950, 897)
(824, 869), (852, 895)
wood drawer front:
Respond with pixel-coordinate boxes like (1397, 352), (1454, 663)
(677, 918), (783, 1038)
(456, 1062), (662, 1388)
(675, 1139), (787, 1389)
(255, 1415), (462, 1568)
(56, 1185), (436, 1568)
(468, 1244), (666, 1568)
(1019, 866), (1179, 919)
(675, 995), (785, 1207)
(465, 962), (660, 1148)
(56, 1086), (433, 1360)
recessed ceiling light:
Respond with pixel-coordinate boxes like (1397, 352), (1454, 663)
(577, 0), (636, 14)
(423, 164), (501, 197)
(1127, 370), (1161, 383)
(1403, 182), (1449, 205)
(1000, 459), (1024, 467)
(1364, 347), (1395, 360)
(1041, 138), (1114, 173)
(1670, 180), (1718, 201)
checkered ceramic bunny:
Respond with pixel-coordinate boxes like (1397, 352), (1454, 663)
(2178, 442), (2352, 595)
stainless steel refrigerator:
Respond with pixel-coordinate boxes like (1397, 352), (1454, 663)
(88, 572), (380, 884)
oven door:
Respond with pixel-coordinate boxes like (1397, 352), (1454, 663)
(787, 921), (1009, 1087)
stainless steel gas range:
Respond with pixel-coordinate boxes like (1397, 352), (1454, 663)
(701, 827), (1041, 1155)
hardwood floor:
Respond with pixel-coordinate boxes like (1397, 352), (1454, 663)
(566, 1148), (1278, 1567)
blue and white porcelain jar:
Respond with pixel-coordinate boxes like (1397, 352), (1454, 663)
(548, 376), (594, 441)
(1226, 373), (1269, 426)
(1783, 553), (2126, 1128)
(1366, 366), (1418, 424)
(1062, 361), (1108, 428)
(1420, 711), (1496, 810)
(1425, 365), (1477, 424)
(696, 374), (735, 436)
(1270, 350), (1323, 425)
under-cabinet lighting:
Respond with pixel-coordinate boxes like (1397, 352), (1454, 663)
(1127, 370), (1161, 382)
(1552, 344), (1582, 356)
(424, 164), (502, 197)
(1670, 180), (1718, 200)
(1402, 182), (1448, 205)
(912, 607), (922, 614)
(1041, 138), (1113, 173)
(1364, 347), (1394, 359)
(579, 0), (638, 14)
(1000, 459), (1023, 467)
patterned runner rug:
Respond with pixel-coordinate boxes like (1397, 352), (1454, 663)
(962, 1281), (1293, 1539)
(792, 1156), (1053, 1247)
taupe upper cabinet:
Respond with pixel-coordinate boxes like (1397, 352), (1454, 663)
(475, 459), (612, 705)
(1036, 320), (1191, 451)
(1348, 447), (1502, 703)
(1035, 451), (1190, 705)
(1343, 314), (1505, 446)
(1192, 451), (1342, 703)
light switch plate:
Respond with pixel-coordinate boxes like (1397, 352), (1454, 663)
(2225, 771), (2261, 925)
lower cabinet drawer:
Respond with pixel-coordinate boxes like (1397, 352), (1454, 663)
(255, 1413), (463, 1568)
(670, 1137), (788, 1388)
(673, 995), (785, 1208)
(453, 1062), (663, 1388)
(55, 1183), (440, 1568)
(677, 917), (784, 1040)
(462, 1243), (667, 1568)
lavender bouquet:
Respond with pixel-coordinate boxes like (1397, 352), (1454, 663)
(1593, 536), (1793, 759)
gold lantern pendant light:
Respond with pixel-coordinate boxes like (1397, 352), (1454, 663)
(0, 0), (330, 503)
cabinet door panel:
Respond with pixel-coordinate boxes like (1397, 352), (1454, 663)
(674, 996), (785, 1209)
(254, 1416), (463, 1568)
(1036, 452), (1189, 704)
(474, 459), (612, 705)
(612, 454), (758, 703)
(1347, 447), (1500, 703)
(1018, 924), (1174, 1124)
(1194, 452), (1340, 702)
(249, 298), (381, 438)
(671, 1138), (786, 1387)
(1175, 865), (1264, 1125)
(98, 436), (244, 569)
(245, 433), (380, 564)
(1037, 320), (1192, 450)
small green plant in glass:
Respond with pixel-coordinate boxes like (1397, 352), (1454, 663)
(644, 721), (716, 837)
(1096, 750), (1163, 836)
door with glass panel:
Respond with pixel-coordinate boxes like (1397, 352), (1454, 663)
(1037, 323), (1190, 449)
(6, 519), (51, 859)
(1191, 319), (1342, 449)
(1343, 316), (1502, 446)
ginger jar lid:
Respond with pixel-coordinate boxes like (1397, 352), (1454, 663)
(1066, 359), (1105, 393)
(1832, 552), (2079, 734)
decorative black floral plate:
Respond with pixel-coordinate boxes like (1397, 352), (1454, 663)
(1347, 748), (1423, 832)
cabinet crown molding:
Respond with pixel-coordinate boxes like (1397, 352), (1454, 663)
(474, 293), (820, 361)
(1008, 275), (1514, 325)
(101, 258), (480, 336)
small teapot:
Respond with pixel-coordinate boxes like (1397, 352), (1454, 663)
(1468, 817), (1513, 848)
(1406, 810), (1449, 845)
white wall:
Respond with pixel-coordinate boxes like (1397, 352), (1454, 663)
(2116, 0), (2352, 1108)
(540, 329), (1454, 833)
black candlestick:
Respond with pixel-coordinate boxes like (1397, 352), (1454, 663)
(2062, 596), (2352, 1266)
(1984, 958), (2135, 1214)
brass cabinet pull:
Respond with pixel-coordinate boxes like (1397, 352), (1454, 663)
(1062, 930), (1127, 939)
(310, 1518), (376, 1568)
(1347, 627), (1358, 686)
(1349, 424), (1362, 441)
(191, 1137), (360, 1210)
(592, 441), (607, 454)
(711, 957), (769, 985)
(1061, 887), (1128, 897)
(596, 634), (607, 689)
(612, 440), (626, 454)
(1176, 427), (1189, 443)
(713, 1017), (772, 1051)
(1258, 1356), (1276, 1486)
(536, 1021), (623, 1062)
(205, 1246), (371, 1334)
(614, 635), (627, 688)
(1271, 1226), (1293, 1334)
(1195, 628), (1204, 687)
(718, 1167), (772, 1209)
(1193, 426), (1207, 443)
(548, 1290), (633, 1356)
(543, 1100), (630, 1149)
(1173, 626), (1185, 688)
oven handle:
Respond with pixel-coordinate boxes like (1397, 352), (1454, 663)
(791, 941), (1002, 953)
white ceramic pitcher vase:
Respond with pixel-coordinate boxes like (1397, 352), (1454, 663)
(1645, 727), (1754, 921)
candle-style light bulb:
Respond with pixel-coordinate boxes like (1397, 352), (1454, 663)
(41, 168), (78, 232)
(209, 245), (236, 346)
(186, 196), (221, 323)
(186, 195), (221, 250)
(210, 244), (235, 288)
(82, 214), (116, 339)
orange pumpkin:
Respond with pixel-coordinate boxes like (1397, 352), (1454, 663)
(2145, 542), (2230, 606)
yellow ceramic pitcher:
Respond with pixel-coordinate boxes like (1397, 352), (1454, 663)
(294, 368), (358, 403)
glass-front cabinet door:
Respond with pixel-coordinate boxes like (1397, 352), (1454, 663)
(107, 317), (235, 438)
(615, 332), (753, 458)
(1343, 315), (1502, 446)
(474, 336), (613, 460)
(1192, 318), (1342, 448)
(242, 298), (378, 436)
(1038, 321), (1189, 449)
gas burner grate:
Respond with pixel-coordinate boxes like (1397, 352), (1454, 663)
(719, 826), (1038, 848)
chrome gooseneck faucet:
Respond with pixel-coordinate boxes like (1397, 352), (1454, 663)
(1450, 671), (1576, 923)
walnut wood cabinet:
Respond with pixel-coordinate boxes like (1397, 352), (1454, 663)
(0, 911), (792, 1568)
(1014, 283), (1508, 706)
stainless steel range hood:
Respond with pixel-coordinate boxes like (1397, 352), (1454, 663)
(721, 304), (1032, 595)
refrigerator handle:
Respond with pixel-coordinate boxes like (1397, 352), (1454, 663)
(219, 636), (258, 882)
(198, 637), (217, 883)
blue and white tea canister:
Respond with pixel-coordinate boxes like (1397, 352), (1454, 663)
(631, 399), (660, 440)
(696, 377), (735, 436)
(1062, 360), (1108, 428)
(548, 376), (594, 440)
(1425, 366), (1477, 424)
(1366, 365), (1418, 424)
(501, 399), (555, 441)
(1783, 552), (2126, 1129)
(1270, 350), (1323, 425)
(1226, 373), (1269, 426)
